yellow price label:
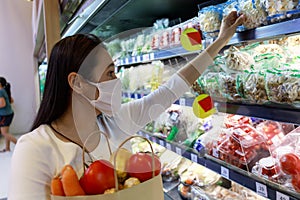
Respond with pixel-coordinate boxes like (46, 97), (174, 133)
(192, 94), (216, 119)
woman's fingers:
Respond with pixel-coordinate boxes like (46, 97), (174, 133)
(233, 14), (245, 27)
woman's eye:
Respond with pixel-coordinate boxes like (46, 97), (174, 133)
(108, 71), (115, 77)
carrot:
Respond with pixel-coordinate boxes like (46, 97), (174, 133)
(61, 165), (85, 196)
(51, 177), (65, 196)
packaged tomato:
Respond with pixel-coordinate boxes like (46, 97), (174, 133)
(252, 157), (281, 180)
(229, 124), (267, 149)
(218, 137), (257, 170)
(224, 114), (252, 128)
(256, 121), (286, 148)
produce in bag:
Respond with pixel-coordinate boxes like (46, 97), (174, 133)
(223, 46), (254, 72)
(198, 5), (222, 38)
(51, 134), (164, 200)
(238, 0), (267, 30)
(223, 0), (240, 19)
(202, 72), (224, 99)
(218, 72), (244, 101)
(241, 70), (268, 104)
(254, 52), (285, 70)
(265, 69), (300, 104)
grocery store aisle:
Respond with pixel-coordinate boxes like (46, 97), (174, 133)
(0, 135), (19, 199)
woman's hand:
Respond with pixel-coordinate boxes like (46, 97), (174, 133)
(217, 11), (245, 46)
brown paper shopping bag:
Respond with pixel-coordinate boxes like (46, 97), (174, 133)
(51, 135), (164, 200)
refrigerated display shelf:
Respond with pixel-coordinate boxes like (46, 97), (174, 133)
(122, 93), (300, 124)
(116, 17), (300, 67)
(137, 130), (300, 200)
(115, 46), (201, 67)
(215, 101), (300, 125)
(122, 92), (195, 107)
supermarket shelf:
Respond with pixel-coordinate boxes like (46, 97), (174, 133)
(137, 130), (300, 200)
(215, 101), (300, 125)
(116, 17), (300, 66)
(122, 92), (194, 107)
(228, 17), (300, 45)
(122, 93), (300, 124)
(115, 46), (201, 66)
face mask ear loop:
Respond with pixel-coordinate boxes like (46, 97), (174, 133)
(84, 79), (102, 102)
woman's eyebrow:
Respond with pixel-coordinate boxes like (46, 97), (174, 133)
(108, 62), (115, 68)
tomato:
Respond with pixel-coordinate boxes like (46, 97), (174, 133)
(280, 153), (300, 175)
(292, 173), (300, 192)
(126, 153), (161, 182)
(80, 159), (115, 195)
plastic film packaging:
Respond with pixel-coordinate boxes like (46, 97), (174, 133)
(198, 5), (222, 38)
(223, 46), (254, 72)
(241, 70), (268, 104)
(202, 72), (224, 99)
(218, 72), (244, 101)
(265, 69), (300, 104)
(238, 0), (267, 30)
(254, 53), (285, 70)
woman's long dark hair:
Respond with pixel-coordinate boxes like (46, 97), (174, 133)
(0, 77), (12, 103)
(31, 34), (101, 131)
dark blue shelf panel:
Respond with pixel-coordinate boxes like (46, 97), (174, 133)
(137, 130), (300, 200)
(123, 93), (300, 124)
(215, 101), (300, 125)
(229, 18), (300, 45)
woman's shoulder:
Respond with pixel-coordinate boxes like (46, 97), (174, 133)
(17, 124), (56, 146)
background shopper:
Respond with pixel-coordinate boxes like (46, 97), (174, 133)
(0, 77), (17, 152)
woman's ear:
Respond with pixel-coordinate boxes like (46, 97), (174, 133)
(68, 72), (84, 94)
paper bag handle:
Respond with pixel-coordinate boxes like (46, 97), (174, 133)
(113, 135), (156, 192)
(82, 130), (113, 172)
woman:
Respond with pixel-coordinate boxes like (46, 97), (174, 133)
(0, 77), (17, 152)
(9, 12), (244, 199)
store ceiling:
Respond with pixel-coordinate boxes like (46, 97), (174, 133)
(67, 0), (227, 39)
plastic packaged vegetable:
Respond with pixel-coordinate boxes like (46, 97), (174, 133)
(223, 46), (254, 72)
(198, 5), (222, 38)
(254, 53), (285, 70)
(238, 0), (267, 30)
(202, 72), (224, 99)
(256, 121), (286, 148)
(241, 70), (268, 103)
(223, 0), (240, 18)
(265, 69), (300, 104)
(218, 72), (244, 101)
